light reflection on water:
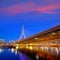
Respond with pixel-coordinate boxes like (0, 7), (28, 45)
(0, 49), (4, 53)
(0, 48), (32, 60)
(0, 47), (60, 60)
(39, 47), (60, 56)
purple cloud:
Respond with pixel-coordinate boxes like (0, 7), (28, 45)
(0, 2), (60, 16)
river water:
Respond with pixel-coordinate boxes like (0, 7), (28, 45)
(0, 48), (60, 60)
(0, 48), (33, 60)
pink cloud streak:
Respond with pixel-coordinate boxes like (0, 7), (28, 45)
(0, 2), (60, 16)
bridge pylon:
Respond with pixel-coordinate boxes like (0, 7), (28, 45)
(18, 25), (26, 40)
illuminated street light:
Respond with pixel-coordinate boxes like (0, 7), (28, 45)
(35, 38), (38, 40)
(52, 32), (55, 35)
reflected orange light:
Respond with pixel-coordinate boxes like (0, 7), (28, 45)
(29, 46), (33, 50)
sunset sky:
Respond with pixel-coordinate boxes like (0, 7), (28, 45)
(0, 0), (60, 42)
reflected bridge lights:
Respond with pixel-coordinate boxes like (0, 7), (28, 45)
(35, 54), (39, 60)
(50, 47), (54, 52)
(40, 46), (44, 51)
(16, 44), (19, 50)
(29, 46), (33, 50)
(40, 46), (49, 52)
(15, 50), (18, 55)
(49, 47), (59, 55)
(54, 47), (59, 55)
(59, 48), (60, 51)
(26, 44), (28, 49)
(10, 48), (18, 55)
(0, 49), (4, 53)
(11, 48), (15, 53)
(44, 47), (49, 52)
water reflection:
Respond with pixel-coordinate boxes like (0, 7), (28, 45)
(0, 48), (32, 60)
(10, 48), (18, 55)
(39, 47), (60, 56)
(0, 49), (4, 53)
(35, 54), (39, 60)
(0, 47), (60, 60)
(19, 52), (32, 60)
(15, 50), (18, 55)
(11, 48), (15, 53)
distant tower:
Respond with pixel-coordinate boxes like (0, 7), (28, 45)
(18, 25), (26, 40)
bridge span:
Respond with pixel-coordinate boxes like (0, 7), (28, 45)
(11, 25), (60, 60)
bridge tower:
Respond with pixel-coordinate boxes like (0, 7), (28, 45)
(18, 25), (26, 40)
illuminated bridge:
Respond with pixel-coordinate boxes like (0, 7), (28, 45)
(12, 25), (60, 60)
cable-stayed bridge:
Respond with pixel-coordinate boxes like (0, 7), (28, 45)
(11, 25), (60, 60)
(18, 25), (26, 40)
(17, 25), (33, 42)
